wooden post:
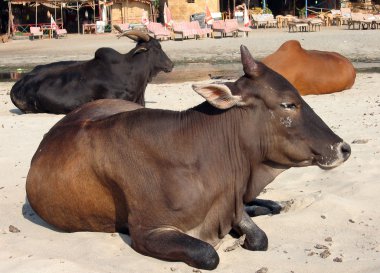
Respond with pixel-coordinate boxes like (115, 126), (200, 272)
(8, 1), (12, 36)
(61, 3), (64, 28)
(77, 1), (80, 34)
(35, 1), (38, 26)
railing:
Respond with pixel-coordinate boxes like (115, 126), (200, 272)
(13, 23), (64, 34)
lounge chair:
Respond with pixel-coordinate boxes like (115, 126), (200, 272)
(212, 20), (238, 38)
(348, 13), (374, 30)
(114, 23), (130, 33)
(147, 22), (171, 40)
(54, 26), (67, 38)
(340, 7), (351, 25)
(361, 14), (377, 29)
(172, 22), (197, 40)
(190, 21), (212, 39)
(30, 27), (43, 40)
(288, 18), (310, 32)
(224, 19), (252, 37)
(309, 18), (323, 31)
(251, 14), (268, 29)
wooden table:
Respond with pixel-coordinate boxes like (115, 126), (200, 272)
(41, 26), (54, 39)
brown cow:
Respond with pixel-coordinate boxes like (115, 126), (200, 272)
(26, 45), (351, 270)
(262, 40), (356, 95)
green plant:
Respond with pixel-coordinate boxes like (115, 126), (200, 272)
(152, 0), (159, 8)
(297, 6), (307, 18)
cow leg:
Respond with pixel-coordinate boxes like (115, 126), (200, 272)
(245, 198), (282, 217)
(233, 211), (268, 251)
(131, 228), (219, 270)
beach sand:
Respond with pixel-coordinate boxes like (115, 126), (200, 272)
(1, 28), (380, 272)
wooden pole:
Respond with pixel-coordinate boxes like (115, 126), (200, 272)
(92, 0), (95, 23)
(126, 0), (129, 22)
(8, 1), (12, 36)
(77, 1), (80, 34)
(61, 3), (63, 28)
(35, 1), (38, 26)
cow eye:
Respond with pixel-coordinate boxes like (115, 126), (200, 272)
(280, 103), (297, 110)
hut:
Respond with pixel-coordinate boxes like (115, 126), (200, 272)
(166, 0), (219, 22)
(111, 0), (156, 24)
(7, 0), (101, 35)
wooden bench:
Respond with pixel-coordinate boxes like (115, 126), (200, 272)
(30, 27), (43, 40)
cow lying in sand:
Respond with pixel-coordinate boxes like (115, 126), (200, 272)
(26, 45), (351, 270)
(10, 30), (173, 114)
(262, 40), (356, 95)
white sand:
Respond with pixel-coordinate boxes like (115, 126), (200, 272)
(1, 28), (380, 272)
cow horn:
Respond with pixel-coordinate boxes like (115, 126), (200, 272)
(240, 45), (261, 77)
(118, 30), (150, 42)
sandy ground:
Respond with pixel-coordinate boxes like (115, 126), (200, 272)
(1, 27), (380, 273)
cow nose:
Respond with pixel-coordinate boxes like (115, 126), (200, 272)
(340, 142), (351, 161)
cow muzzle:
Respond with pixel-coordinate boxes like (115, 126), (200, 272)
(315, 142), (351, 170)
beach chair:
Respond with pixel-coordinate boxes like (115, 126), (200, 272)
(309, 18), (323, 31)
(224, 19), (252, 37)
(251, 14), (268, 29)
(114, 23), (130, 34)
(147, 22), (171, 40)
(288, 19), (310, 32)
(340, 7), (352, 25)
(212, 20), (238, 38)
(172, 22), (197, 40)
(190, 21), (212, 39)
(30, 27), (43, 40)
(361, 14), (376, 29)
(348, 13), (363, 29)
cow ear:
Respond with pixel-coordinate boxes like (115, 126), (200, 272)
(241, 45), (263, 78)
(133, 46), (148, 55)
(192, 84), (246, 109)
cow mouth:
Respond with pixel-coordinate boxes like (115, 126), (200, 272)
(312, 142), (351, 170)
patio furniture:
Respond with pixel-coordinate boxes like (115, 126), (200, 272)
(83, 23), (96, 34)
(276, 15), (286, 28)
(251, 14), (277, 29)
(190, 21), (212, 39)
(147, 22), (171, 40)
(362, 14), (377, 29)
(224, 19), (252, 37)
(309, 18), (323, 31)
(288, 19), (310, 32)
(211, 20), (238, 38)
(172, 22), (198, 40)
(55, 27), (68, 38)
(331, 9), (342, 26)
(340, 7), (352, 25)
(251, 14), (268, 28)
(115, 23), (130, 33)
(30, 26), (43, 40)
(348, 13), (375, 30)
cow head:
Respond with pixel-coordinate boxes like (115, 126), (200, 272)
(193, 45), (350, 170)
(118, 30), (173, 75)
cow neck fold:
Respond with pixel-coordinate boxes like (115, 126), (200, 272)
(178, 102), (254, 223)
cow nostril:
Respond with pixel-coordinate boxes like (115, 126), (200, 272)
(340, 142), (351, 160)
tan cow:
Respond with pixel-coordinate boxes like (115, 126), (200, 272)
(262, 40), (356, 95)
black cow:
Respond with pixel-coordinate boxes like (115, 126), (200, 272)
(10, 30), (173, 114)
(26, 46), (351, 270)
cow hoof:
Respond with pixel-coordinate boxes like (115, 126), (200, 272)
(243, 227), (268, 251)
(245, 198), (282, 217)
(189, 244), (220, 270)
